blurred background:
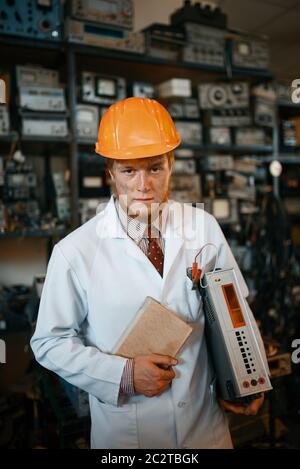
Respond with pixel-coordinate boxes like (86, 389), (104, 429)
(0, 0), (300, 449)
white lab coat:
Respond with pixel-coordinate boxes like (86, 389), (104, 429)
(31, 196), (267, 449)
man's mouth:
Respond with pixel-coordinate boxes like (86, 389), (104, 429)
(133, 198), (154, 202)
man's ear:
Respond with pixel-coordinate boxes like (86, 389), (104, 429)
(168, 159), (174, 175)
(108, 168), (115, 183)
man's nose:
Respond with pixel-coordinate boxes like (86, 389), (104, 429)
(137, 171), (151, 192)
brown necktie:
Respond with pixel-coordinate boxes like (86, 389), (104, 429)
(147, 227), (164, 277)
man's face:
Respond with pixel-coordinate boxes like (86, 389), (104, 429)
(109, 154), (172, 221)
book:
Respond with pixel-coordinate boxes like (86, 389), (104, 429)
(113, 297), (193, 359)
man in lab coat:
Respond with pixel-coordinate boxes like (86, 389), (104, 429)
(31, 97), (266, 449)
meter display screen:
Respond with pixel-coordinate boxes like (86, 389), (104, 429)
(238, 42), (250, 56)
(78, 110), (93, 122)
(222, 283), (246, 328)
(88, 0), (118, 15)
(212, 199), (230, 220)
(96, 79), (116, 97)
(83, 177), (102, 188)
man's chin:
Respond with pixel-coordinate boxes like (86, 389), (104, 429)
(128, 200), (163, 222)
(117, 193), (170, 222)
(128, 202), (153, 222)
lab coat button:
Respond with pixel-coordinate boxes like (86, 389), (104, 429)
(178, 401), (186, 408)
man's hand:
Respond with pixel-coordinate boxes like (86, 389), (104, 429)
(219, 393), (264, 416)
(133, 354), (178, 398)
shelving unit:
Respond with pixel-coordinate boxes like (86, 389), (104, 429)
(0, 4), (299, 451)
(66, 44), (277, 225)
(0, 227), (67, 240)
(0, 41), (71, 278)
(1, 33), (300, 236)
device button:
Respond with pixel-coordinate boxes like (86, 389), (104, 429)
(251, 379), (258, 386)
(258, 377), (265, 385)
(243, 381), (250, 388)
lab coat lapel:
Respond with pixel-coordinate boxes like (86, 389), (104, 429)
(162, 201), (184, 280)
(98, 196), (159, 268)
(98, 197), (185, 277)
(96, 196), (125, 239)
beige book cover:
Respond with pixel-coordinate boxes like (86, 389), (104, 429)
(113, 297), (193, 359)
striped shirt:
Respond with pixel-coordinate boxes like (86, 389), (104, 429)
(115, 197), (167, 396)
(115, 197), (166, 255)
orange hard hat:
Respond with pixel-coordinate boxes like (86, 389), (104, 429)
(95, 97), (181, 159)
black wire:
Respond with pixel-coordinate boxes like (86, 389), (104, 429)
(250, 192), (296, 343)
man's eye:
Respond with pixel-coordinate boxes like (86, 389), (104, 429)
(123, 169), (135, 174)
(151, 167), (161, 173)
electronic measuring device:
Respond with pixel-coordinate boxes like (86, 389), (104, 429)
(67, 0), (134, 30)
(0, 0), (62, 41)
(188, 258), (272, 402)
(202, 268), (272, 401)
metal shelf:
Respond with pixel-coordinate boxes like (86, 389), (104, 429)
(0, 34), (63, 51)
(1, 133), (70, 144)
(208, 144), (273, 153)
(0, 132), (19, 142)
(0, 134), (274, 154)
(277, 101), (300, 109)
(21, 135), (71, 143)
(227, 67), (273, 79)
(0, 227), (68, 240)
(253, 154), (300, 164)
(70, 42), (273, 79)
(180, 143), (273, 153)
(0, 35), (275, 79)
(278, 155), (300, 164)
(70, 42), (225, 72)
(77, 138), (96, 146)
(19, 110), (70, 118)
(279, 146), (300, 153)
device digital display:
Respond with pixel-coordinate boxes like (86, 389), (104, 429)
(222, 283), (246, 328)
(20, 71), (36, 84)
(78, 110), (94, 122)
(10, 174), (26, 186)
(88, 0), (118, 15)
(83, 177), (103, 188)
(238, 42), (251, 56)
(212, 199), (230, 220)
(96, 79), (116, 97)
(85, 24), (124, 39)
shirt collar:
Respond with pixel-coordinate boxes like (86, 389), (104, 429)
(114, 196), (168, 243)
